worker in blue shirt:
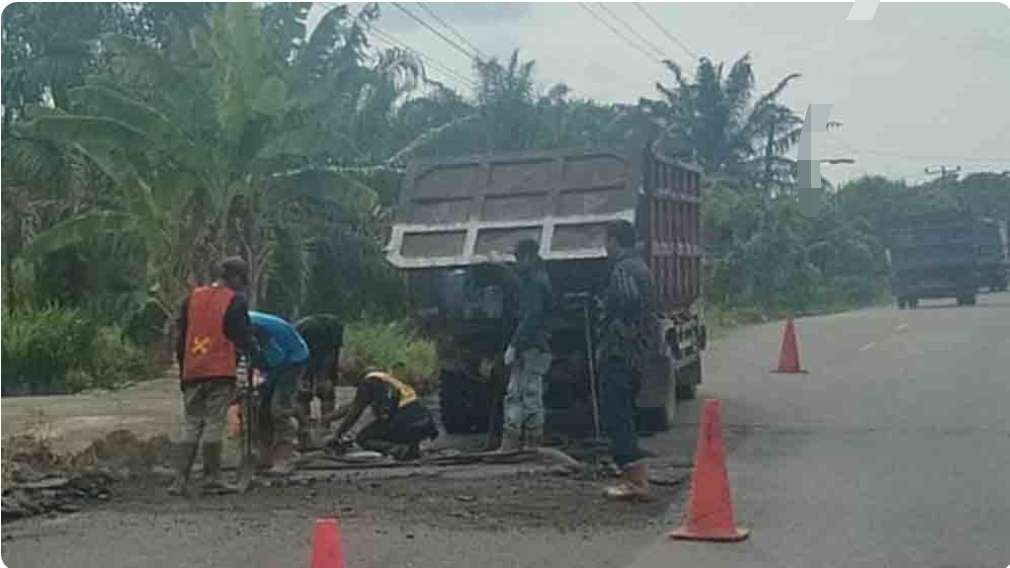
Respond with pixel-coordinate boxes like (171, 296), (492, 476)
(249, 311), (310, 473)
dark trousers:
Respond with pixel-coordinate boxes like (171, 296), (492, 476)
(356, 401), (438, 450)
(599, 356), (643, 468)
(258, 364), (306, 451)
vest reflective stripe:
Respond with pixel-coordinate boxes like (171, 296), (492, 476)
(365, 372), (417, 407)
(182, 285), (237, 381)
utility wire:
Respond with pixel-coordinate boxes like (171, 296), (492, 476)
(392, 2), (480, 62)
(633, 2), (699, 61)
(578, 2), (663, 65)
(413, 3), (488, 61)
(324, 2), (472, 88)
(828, 132), (1010, 163)
(371, 25), (476, 90)
(595, 3), (667, 61)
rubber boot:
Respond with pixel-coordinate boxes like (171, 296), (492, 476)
(318, 397), (336, 429)
(390, 443), (421, 462)
(200, 442), (237, 495)
(523, 429), (544, 451)
(268, 441), (297, 475)
(358, 438), (397, 456)
(497, 430), (522, 453)
(167, 441), (198, 497)
(603, 461), (653, 502)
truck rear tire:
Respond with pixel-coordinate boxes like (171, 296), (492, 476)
(676, 382), (697, 400)
(438, 371), (492, 434)
(675, 359), (701, 401)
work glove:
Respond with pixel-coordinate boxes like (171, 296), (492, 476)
(503, 345), (517, 367)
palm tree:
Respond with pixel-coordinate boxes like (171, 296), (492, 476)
(641, 55), (807, 193)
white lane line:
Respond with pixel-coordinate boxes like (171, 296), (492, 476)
(895, 323), (909, 332)
(859, 342), (875, 352)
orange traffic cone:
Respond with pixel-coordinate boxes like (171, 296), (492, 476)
(670, 399), (749, 542)
(309, 518), (345, 568)
(772, 318), (807, 373)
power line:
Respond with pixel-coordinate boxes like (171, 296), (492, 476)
(413, 3), (488, 61)
(595, 3), (666, 61)
(392, 2), (480, 62)
(578, 2), (663, 65)
(633, 2), (698, 61)
(828, 132), (1010, 163)
(370, 25), (476, 90)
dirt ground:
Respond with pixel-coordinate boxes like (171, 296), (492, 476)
(2, 370), (697, 533)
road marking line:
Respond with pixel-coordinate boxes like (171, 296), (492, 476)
(858, 342), (875, 352)
(895, 323), (909, 331)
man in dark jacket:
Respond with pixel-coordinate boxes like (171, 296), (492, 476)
(294, 314), (344, 449)
(171, 257), (256, 496)
(598, 220), (656, 501)
(498, 238), (553, 452)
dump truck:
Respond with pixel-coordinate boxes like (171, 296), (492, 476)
(974, 218), (1009, 292)
(385, 146), (706, 436)
(887, 210), (979, 308)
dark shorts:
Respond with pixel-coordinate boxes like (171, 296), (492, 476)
(357, 401), (438, 446)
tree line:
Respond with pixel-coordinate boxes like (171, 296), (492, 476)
(3, 3), (1007, 393)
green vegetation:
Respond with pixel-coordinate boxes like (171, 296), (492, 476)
(3, 4), (1008, 391)
(1, 305), (150, 394)
(341, 321), (438, 394)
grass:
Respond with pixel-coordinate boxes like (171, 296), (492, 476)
(341, 320), (438, 394)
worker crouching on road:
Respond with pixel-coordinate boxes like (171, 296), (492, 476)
(499, 238), (553, 452)
(293, 314), (344, 449)
(249, 311), (310, 474)
(599, 220), (656, 501)
(171, 257), (256, 496)
(326, 369), (439, 461)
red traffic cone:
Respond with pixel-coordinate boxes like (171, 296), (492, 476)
(772, 318), (807, 373)
(670, 399), (749, 542)
(310, 518), (345, 568)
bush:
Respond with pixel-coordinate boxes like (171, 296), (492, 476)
(2, 304), (95, 395)
(1, 305), (151, 395)
(88, 325), (150, 390)
(341, 320), (437, 394)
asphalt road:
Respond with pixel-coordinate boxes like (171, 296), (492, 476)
(3, 292), (1009, 567)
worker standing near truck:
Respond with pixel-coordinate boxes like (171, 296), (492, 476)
(499, 238), (554, 452)
(599, 220), (656, 501)
(293, 314), (344, 449)
(249, 311), (310, 474)
(170, 257), (256, 496)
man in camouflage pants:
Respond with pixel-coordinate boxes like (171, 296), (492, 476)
(499, 238), (553, 452)
(598, 220), (656, 501)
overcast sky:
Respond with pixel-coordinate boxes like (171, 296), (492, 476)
(311, 2), (1010, 185)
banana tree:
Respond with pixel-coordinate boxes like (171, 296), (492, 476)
(19, 3), (423, 315)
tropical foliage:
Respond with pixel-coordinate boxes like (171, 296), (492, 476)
(3, 3), (1008, 392)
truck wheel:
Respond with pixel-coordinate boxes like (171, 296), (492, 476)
(439, 371), (476, 434)
(675, 359), (701, 401)
(676, 382), (697, 400)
